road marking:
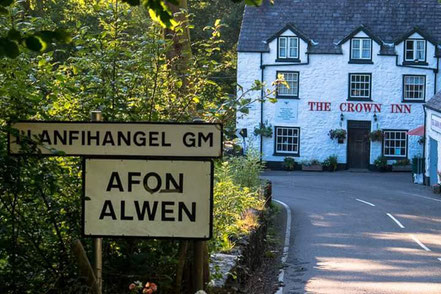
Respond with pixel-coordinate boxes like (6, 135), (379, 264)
(386, 213), (405, 228)
(273, 199), (292, 294)
(398, 192), (441, 203)
(437, 258), (441, 262)
(355, 198), (375, 207)
(410, 234), (431, 252)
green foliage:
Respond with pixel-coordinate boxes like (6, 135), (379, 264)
(369, 130), (383, 142)
(322, 155), (338, 171)
(283, 157), (296, 171)
(301, 159), (321, 166)
(212, 151), (265, 251)
(253, 120), (273, 137)
(328, 129), (347, 140)
(393, 159), (411, 166)
(374, 156), (388, 171)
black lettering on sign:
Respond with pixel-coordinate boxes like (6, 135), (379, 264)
(41, 130), (51, 145)
(134, 201), (158, 220)
(149, 132), (159, 146)
(178, 202), (196, 222)
(183, 132), (213, 147)
(69, 130), (79, 145)
(87, 131), (99, 146)
(161, 132), (171, 146)
(128, 172), (141, 192)
(117, 131), (131, 146)
(162, 173), (183, 193)
(54, 130), (67, 145)
(143, 172), (162, 193)
(134, 131), (146, 146)
(102, 131), (115, 146)
(161, 201), (175, 221)
(106, 172), (124, 192)
(99, 200), (117, 220)
(120, 201), (134, 220)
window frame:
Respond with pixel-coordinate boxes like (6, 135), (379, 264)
(277, 36), (300, 61)
(273, 126), (300, 156)
(348, 73), (372, 101)
(404, 39), (427, 64)
(349, 37), (373, 63)
(276, 71), (300, 99)
(402, 74), (426, 103)
(382, 129), (408, 159)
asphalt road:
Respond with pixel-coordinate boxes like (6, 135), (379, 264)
(263, 170), (441, 294)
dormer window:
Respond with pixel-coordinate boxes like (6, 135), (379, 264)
(278, 36), (299, 60)
(351, 38), (372, 60)
(405, 39), (426, 62)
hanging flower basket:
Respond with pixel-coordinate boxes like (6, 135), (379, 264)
(369, 130), (383, 142)
(328, 129), (346, 143)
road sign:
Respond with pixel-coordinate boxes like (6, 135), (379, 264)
(83, 159), (213, 239)
(9, 121), (222, 158)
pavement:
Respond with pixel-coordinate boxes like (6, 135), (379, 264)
(263, 170), (441, 294)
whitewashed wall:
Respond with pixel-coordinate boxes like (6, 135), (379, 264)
(237, 29), (440, 165)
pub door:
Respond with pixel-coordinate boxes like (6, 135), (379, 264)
(347, 121), (371, 169)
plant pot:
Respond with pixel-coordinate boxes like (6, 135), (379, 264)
(392, 165), (412, 172)
(302, 164), (323, 171)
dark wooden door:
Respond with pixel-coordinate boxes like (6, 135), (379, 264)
(347, 128), (370, 169)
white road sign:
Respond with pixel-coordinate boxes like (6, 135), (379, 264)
(83, 159), (213, 239)
(9, 121), (222, 158)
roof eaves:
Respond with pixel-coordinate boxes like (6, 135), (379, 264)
(394, 26), (438, 46)
(336, 25), (383, 46)
(266, 23), (312, 44)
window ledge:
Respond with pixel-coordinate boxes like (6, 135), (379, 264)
(403, 61), (428, 66)
(347, 98), (373, 102)
(276, 58), (300, 63)
(349, 59), (373, 64)
(276, 96), (299, 99)
(383, 156), (408, 160)
(402, 100), (425, 103)
(273, 153), (300, 157)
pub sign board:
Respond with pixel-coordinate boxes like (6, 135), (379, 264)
(83, 159), (213, 239)
(8, 121), (222, 158)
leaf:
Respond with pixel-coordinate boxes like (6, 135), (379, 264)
(122, 0), (140, 5)
(25, 36), (45, 52)
(244, 0), (263, 6)
(0, 6), (7, 15)
(0, 0), (13, 7)
(0, 38), (19, 58)
(7, 28), (21, 41)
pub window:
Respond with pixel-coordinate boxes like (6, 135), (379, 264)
(278, 36), (299, 59)
(275, 127), (300, 155)
(383, 130), (407, 158)
(405, 39), (426, 62)
(277, 71), (299, 98)
(349, 73), (371, 99)
(403, 75), (425, 101)
(351, 38), (372, 60)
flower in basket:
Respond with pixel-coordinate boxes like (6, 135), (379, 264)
(369, 130), (383, 142)
(328, 129), (347, 140)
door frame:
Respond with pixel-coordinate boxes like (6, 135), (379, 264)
(346, 120), (372, 169)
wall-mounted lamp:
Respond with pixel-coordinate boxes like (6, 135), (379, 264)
(340, 113), (344, 121)
(373, 113), (378, 122)
(239, 128), (248, 138)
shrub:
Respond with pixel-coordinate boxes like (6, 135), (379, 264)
(323, 155), (338, 171)
(283, 157), (296, 171)
(227, 149), (264, 190)
(253, 120), (273, 137)
(374, 156), (388, 171)
(393, 159), (411, 166)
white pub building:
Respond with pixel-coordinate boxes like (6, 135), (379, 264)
(236, 0), (441, 170)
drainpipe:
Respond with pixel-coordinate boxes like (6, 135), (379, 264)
(260, 52), (264, 160)
(423, 105), (427, 184)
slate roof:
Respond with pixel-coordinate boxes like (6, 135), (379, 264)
(238, 0), (441, 55)
(425, 91), (441, 112)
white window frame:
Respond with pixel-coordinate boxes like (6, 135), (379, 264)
(275, 127), (300, 155)
(383, 130), (407, 158)
(403, 75), (425, 101)
(351, 38), (371, 60)
(278, 36), (299, 59)
(277, 71), (299, 98)
(404, 39), (426, 62)
(349, 73), (371, 99)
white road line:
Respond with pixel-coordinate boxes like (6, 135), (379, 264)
(355, 198), (375, 207)
(273, 199), (292, 294)
(437, 258), (441, 262)
(386, 213), (405, 229)
(398, 192), (441, 203)
(410, 234), (431, 252)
